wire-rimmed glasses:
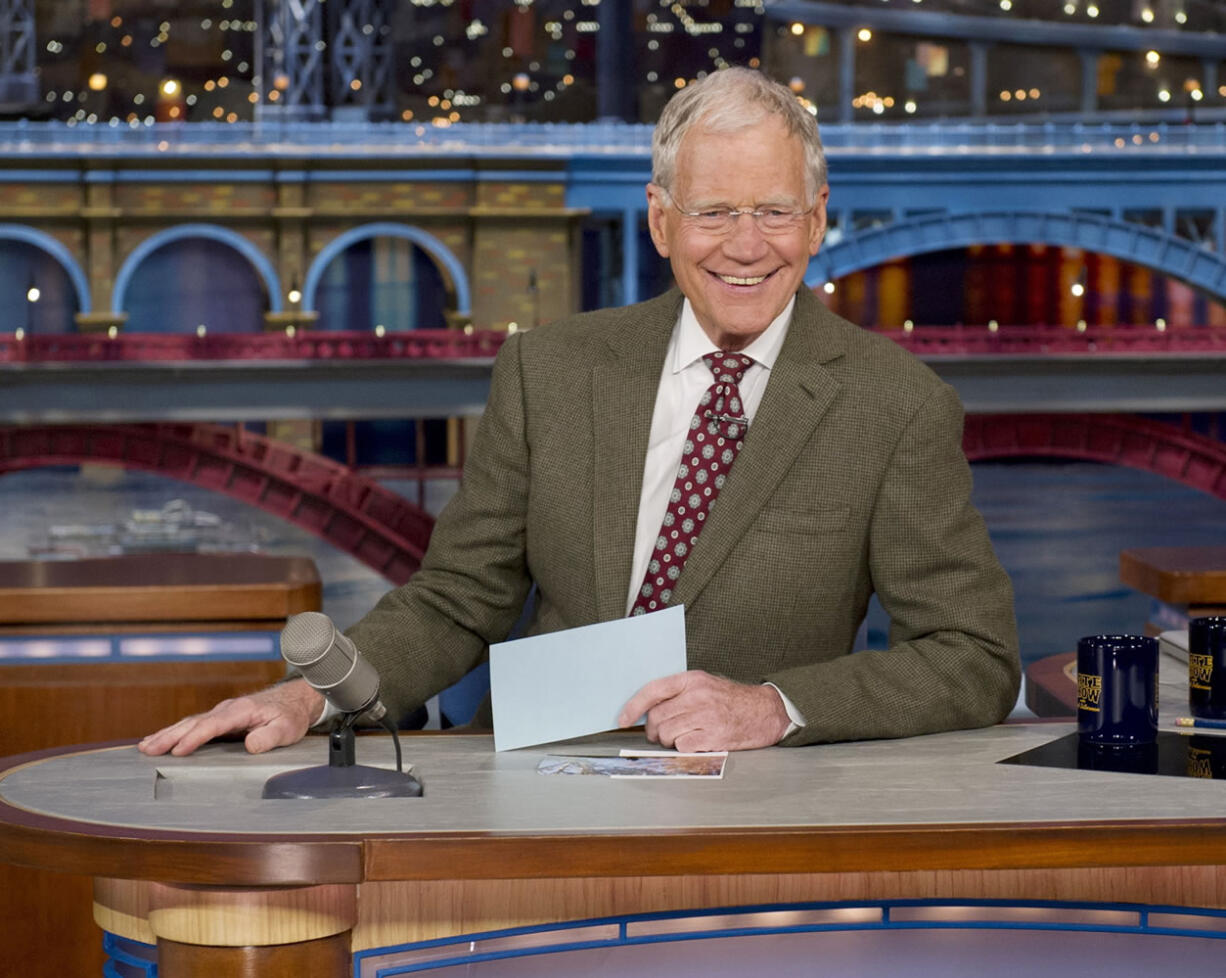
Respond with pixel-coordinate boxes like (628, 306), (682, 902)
(658, 188), (814, 235)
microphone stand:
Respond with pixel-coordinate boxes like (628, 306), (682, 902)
(262, 712), (423, 799)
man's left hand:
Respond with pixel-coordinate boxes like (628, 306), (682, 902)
(617, 670), (791, 752)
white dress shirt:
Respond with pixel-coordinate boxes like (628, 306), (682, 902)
(624, 296), (793, 612)
(624, 296), (806, 735)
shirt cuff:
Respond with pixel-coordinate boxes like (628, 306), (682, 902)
(314, 698), (341, 728)
(764, 682), (806, 739)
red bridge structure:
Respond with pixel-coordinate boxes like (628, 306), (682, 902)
(3, 322), (1225, 579)
(0, 329), (506, 364)
(3, 324), (1226, 364)
(964, 414), (1226, 502)
(0, 423), (433, 585)
(1, 414), (1225, 581)
(883, 324), (1226, 357)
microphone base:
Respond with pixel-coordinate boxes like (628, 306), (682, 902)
(261, 763), (423, 799)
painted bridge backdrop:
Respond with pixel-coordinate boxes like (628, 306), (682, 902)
(2, 120), (1225, 578)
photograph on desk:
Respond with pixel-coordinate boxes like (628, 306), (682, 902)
(537, 750), (728, 778)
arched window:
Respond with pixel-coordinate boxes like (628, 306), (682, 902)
(0, 240), (78, 334)
(808, 211), (1226, 307)
(123, 238), (268, 333)
(314, 236), (447, 331)
(819, 245), (1224, 328)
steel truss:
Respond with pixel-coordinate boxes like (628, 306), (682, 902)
(0, 0), (37, 111)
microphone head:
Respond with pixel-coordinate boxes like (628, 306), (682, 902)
(281, 611), (349, 675)
(280, 611), (381, 715)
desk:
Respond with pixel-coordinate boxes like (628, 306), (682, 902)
(0, 553), (321, 978)
(0, 553), (322, 633)
(5, 723), (1226, 977)
(0, 553), (321, 754)
(1120, 546), (1226, 632)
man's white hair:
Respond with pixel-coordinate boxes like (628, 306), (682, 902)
(651, 67), (827, 204)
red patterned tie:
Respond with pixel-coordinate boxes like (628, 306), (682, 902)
(630, 351), (754, 616)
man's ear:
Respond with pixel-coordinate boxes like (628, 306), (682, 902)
(645, 183), (671, 258)
(809, 185), (830, 256)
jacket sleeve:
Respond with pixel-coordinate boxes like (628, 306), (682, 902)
(342, 331), (535, 725)
(767, 382), (1021, 745)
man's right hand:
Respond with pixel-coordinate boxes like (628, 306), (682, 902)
(137, 678), (324, 757)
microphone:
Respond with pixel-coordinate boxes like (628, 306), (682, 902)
(262, 612), (423, 799)
(280, 611), (387, 723)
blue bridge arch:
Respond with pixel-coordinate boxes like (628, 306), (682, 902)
(806, 211), (1226, 301)
(112, 223), (284, 315)
(304, 222), (472, 320)
(0, 223), (92, 313)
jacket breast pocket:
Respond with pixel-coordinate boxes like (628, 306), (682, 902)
(750, 506), (850, 536)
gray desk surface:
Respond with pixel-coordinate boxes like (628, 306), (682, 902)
(1, 717), (1223, 839)
(0, 650), (1214, 845)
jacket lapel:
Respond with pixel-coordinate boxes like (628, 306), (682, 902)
(591, 292), (682, 621)
(670, 291), (847, 611)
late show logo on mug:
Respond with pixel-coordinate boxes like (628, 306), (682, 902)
(1078, 673), (1102, 712)
(1190, 652), (1214, 691)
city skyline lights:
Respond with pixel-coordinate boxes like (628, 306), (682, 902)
(9, 0), (1225, 128)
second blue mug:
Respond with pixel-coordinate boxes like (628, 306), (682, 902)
(1189, 617), (1226, 721)
(1077, 634), (1158, 746)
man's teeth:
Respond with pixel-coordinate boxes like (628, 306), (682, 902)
(717, 273), (767, 286)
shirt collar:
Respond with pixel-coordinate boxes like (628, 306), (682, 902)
(672, 295), (795, 375)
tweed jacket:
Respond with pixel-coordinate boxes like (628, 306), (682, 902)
(346, 287), (1020, 746)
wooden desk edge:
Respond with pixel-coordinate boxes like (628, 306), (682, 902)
(1120, 548), (1226, 607)
(5, 743), (1226, 886)
(0, 553), (322, 625)
(0, 581), (322, 625)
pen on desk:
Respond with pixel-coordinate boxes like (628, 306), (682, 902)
(1175, 717), (1226, 730)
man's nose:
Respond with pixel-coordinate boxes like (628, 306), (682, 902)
(722, 213), (769, 257)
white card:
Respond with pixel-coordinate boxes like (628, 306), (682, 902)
(490, 605), (686, 751)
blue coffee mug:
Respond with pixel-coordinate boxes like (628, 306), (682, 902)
(1077, 634), (1158, 746)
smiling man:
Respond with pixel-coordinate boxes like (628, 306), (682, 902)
(645, 103), (827, 354)
(141, 68), (1019, 760)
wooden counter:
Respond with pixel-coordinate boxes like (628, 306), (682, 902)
(0, 552), (321, 978)
(1120, 546), (1226, 629)
(0, 552), (321, 753)
(5, 724), (1226, 976)
(0, 553), (321, 633)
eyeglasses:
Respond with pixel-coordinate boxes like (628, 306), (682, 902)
(660, 190), (813, 235)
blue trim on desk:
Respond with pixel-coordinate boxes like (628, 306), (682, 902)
(102, 932), (157, 978)
(356, 898), (1226, 977)
(0, 630), (280, 665)
(97, 897), (1226, 977)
